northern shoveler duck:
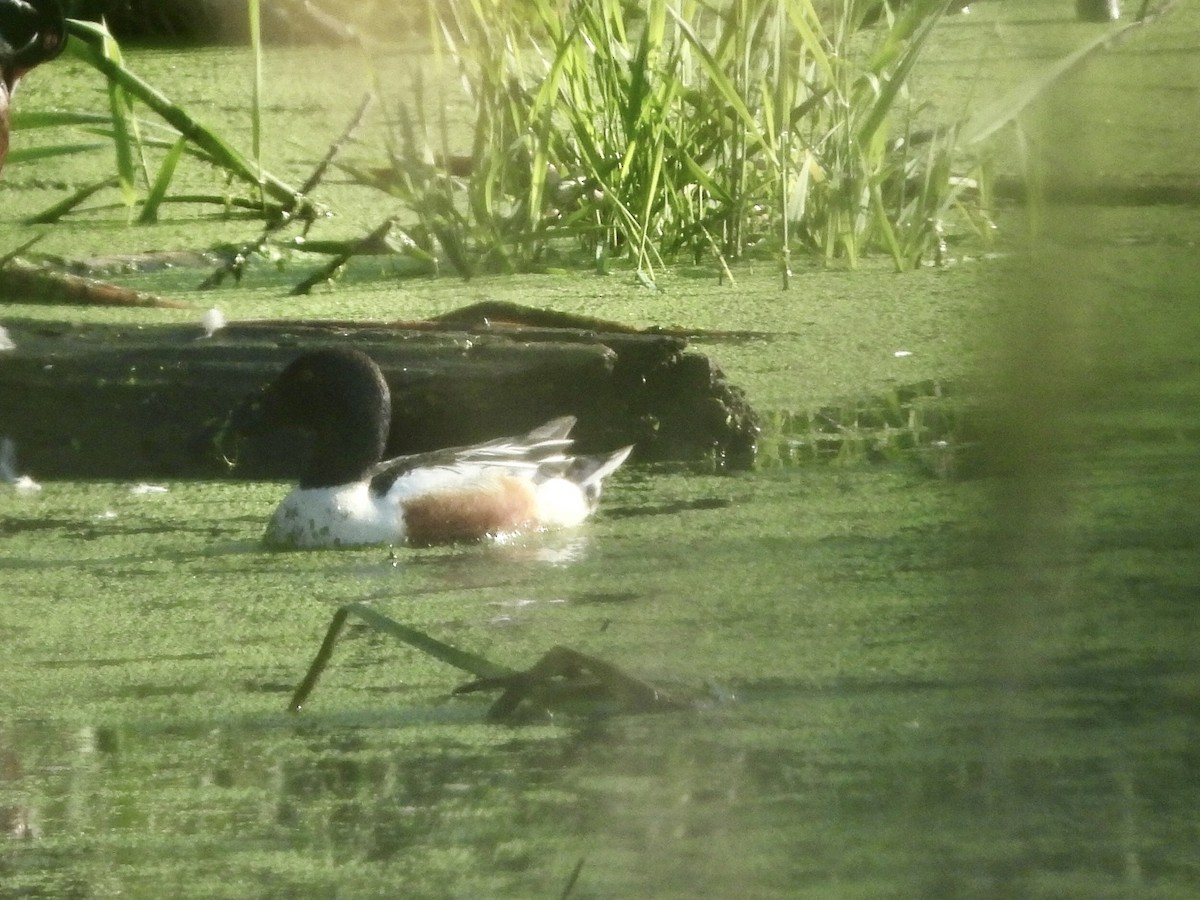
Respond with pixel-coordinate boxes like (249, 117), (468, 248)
(233, 346), (633, 549)
(0, 0), (66, 173)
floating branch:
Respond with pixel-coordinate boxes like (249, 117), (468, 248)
(289, 603), (513, 712)
(290, 603), (699, 722)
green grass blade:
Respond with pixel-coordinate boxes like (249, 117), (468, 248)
(781, 0), (833, 84)
(66, 19), (317, 217)
(24, 176), (121, 224)
(247, 0), (265, 206)
(6, 142), (108, 163)
(665, 4), (774, 166)
(868, 0), (951, 72)
(856, 2), (948, 147)
(81, 24), (139, 210)
(10, 110), (115, 129)
(138, 136), (188, 224)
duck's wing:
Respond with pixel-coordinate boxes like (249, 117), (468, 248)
(366, 416), (578, 492)
(566, 444), (633, 489)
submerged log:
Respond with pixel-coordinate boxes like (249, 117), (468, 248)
(0, 305), (760, 480)
(0, 259), (193, 309)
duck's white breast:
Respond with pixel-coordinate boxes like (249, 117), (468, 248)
(265, 482), (405, 549)
(533, 478), (592, 528)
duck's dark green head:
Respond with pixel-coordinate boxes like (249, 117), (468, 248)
(232, 346), (393, 489)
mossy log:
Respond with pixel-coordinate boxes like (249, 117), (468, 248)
(0, 304), (760, 480)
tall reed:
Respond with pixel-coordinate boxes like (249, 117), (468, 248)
(362, 0), (971, 278)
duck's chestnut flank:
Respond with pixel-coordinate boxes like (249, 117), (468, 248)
(234, 346), (633, 550)
(401, 477), (541, 546)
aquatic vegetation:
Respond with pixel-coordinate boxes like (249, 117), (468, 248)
(363, 0), (974, 279)
(377, 0), (1175, 279)
(7, 2), (1176, 289)
(763, 378), (971, 475)
(9, 1), (987, 282)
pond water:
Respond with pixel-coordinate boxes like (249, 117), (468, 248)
(2, 402), (1193, 899)
(4, 2), (1200, 898)
(4, 212), (1199, 896)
